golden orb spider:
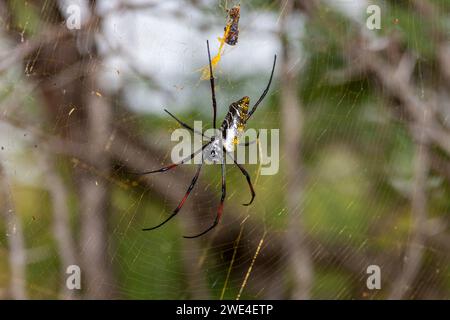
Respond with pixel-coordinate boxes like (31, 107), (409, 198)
(135, 41), (276, 238)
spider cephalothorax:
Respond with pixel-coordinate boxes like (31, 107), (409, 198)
(203, 138), (223, 164)
(134, 41), (276, 238)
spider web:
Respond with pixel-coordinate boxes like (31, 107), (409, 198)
(103, 0), (289, 299)
(0, 0), (449, 300)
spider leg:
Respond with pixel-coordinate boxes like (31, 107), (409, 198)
(239, 140), (256, 147)
(183, 156), (226, 238)
(238, 130), (260, 147)
(129, 142), (210, 175)
(142, 164), (202, 231)
(164, 109), (211, 140)
(246, 55), (277, 122)
(225, 151), (255, 206)
(206, 40), (218, 129)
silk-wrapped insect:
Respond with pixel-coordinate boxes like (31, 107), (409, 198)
(199, 4), (241, 80)
(224, 4), (240, 46)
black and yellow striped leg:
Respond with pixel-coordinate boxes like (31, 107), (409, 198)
(130, 142), (209, 175)
(246, 55), (277, 122)
(206, 40), (218, 129)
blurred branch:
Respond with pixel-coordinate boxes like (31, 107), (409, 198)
(278, 0), (313, 299)
(1, 65), (211, 298)
(324, 5), (450, 299)
(314, 0), (450, 298)
(0, 113), (421, 297)
(37, 151), (79, 300)
(410, 0), (446, 41)
(3, 0), (448, 299)
(0, 164), (27, 299)
(430, 153), (450, 182)
(388, 108), (431, 299)
(108, 127), (215, 299)
(409, 0), (450, 88)
(77, 69), (117, 299)
(0, 23), (72, 75)
(108, 127), (283, 298)
(332, 29), (450, 174)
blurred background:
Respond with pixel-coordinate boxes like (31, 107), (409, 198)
(0, 0), (449, 300)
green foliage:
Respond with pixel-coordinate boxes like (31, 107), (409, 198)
(312, 267), (354, 299)
(1, 0), (450, 300)
(7, 0), (41, 36)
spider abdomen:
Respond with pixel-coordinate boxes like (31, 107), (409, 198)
(221, 96), (249, 152)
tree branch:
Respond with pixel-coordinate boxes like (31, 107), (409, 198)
(388, 95), (431, 299)
(278, 0), (314, 299)
(0, 164), (27, 299)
